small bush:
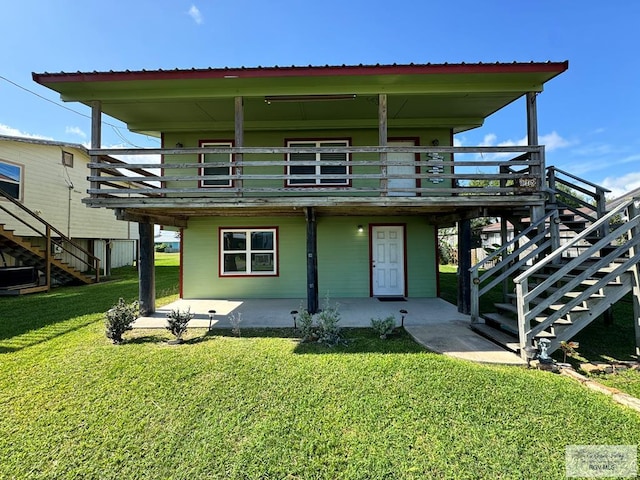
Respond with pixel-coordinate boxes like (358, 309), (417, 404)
(166, 307), (194, 341)
(105, 298), (139, 344)
(371, 316), (396, 339)
(297, 307), (315, 342)
(229, 312), (242, 337)
(316, 298), (342, 346)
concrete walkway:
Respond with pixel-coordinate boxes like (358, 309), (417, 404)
(134, 297), (526, 365)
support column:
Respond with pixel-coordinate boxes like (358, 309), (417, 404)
(90, 101), (102, 198)
(105, 239), (112, 277)
(234, 96), (244, 196)
(457, 219), (471, 314)
(138, 223), (155, 316)
(526, 92), (545, 222)
(378, 93), (388, 196)
(305, 207), (319, 314)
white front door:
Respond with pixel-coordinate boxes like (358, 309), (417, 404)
(371, 225), (405, 297)
(387, 140), (416, 197)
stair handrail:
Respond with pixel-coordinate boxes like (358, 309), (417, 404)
(0, 188), (100, 282)
(513, 199), (635, 284)
(547, 166), (610, 237)
(469, 209), (557, 322)
(514, 198), (639, 350)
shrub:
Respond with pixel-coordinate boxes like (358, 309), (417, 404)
(297, 307), (316, 342)
(371, 315), (396, 339)
(105, 298), (139, 344)
(229, 312), (242, 337)
(316, 298), (342, 346)
(166, 307), (194, 342)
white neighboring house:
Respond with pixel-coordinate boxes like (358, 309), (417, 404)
(0, 135), (138, 281)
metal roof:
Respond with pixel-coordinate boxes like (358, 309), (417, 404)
(32, 61), (569, 137)
(33, 61), (568, 83)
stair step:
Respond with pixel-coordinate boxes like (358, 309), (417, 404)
(470, 323), (521, 353)
(533, 315), (572, 326)
(494, 302), (517, 314)
(483, 312), (558, 339)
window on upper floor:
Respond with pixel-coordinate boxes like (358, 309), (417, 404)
(286, 139), (350, 187)
(220, 227), (278, 276)
(0, 160), (22, 200)
(200, 141), (233, 188)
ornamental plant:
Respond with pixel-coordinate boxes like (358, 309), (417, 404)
(371, 316), (396, 339)
(105, 298), (139, 344)
(166, 307), (194, 342)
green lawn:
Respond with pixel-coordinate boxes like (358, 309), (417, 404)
(439, 264), (640, 398)
(1, 259), (639, 479)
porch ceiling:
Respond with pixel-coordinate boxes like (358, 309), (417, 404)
(33, 62), (568, 136)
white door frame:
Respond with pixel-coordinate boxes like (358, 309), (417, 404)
(370, 224), (407, 297)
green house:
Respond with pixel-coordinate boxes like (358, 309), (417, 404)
(32, 61), (567, 309)
(36, 61), (640, 359)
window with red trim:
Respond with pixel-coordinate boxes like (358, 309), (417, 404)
(286, 139), (349, 186)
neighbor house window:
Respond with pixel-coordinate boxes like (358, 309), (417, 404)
(200, 141), (233, 187)
(0, 160), (22, 200)
(62, 151), (74, 167)
(220, 227), (278, 276)
(286, 139), (349, 186)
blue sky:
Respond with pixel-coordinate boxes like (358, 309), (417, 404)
(1, 0), (638, 197)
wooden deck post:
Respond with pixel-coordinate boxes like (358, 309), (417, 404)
(90, 101), (102, 198)
(378, 94), (388, 196)
(526, 92), (545, 222)
(305, 207), (319, 314)
(234, 96), (244, 196)
(457, 219), (471, 314)
(138, 222), (156, 316)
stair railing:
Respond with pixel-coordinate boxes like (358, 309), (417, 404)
(547, 166), (611, 237)
(514, 198), (640, 352)
(0, 188), (100, 285)
(470, 209), (558, 323)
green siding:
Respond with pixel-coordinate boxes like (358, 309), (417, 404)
(183, 217), (307, 299)
(182, 215), (436, 299)
(163, 128), (453, 196)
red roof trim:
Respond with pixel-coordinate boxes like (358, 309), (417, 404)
(33, 61), (569, 84)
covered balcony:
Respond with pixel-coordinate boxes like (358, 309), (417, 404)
(86, 144), (545, 226)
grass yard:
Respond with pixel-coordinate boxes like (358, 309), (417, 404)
(439, 264), (640, 398)
(1, 259), (639, 479)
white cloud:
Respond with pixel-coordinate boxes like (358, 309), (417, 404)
(0, 123), (53, 140)
(188, 5), (203, 24)
(65, 126), (87, 138)
(601, 171), (640, 199)
(539, 131), (574, 152)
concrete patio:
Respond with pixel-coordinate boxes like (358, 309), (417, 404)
(134, 297), (526, 366)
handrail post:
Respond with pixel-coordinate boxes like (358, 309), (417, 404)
(596, 186), (609, 238)
(470, 269), (479, 323)
(547, 166), (557, 205)
(516, 277), (530, 359)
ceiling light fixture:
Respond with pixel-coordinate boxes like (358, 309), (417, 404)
(265, 94), (357, 104)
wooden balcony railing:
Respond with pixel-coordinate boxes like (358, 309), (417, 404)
(87, 145), (545, 201)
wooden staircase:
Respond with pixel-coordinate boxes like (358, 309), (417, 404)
(470, 167), (640, 359)
(0, 190), (100, 295)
